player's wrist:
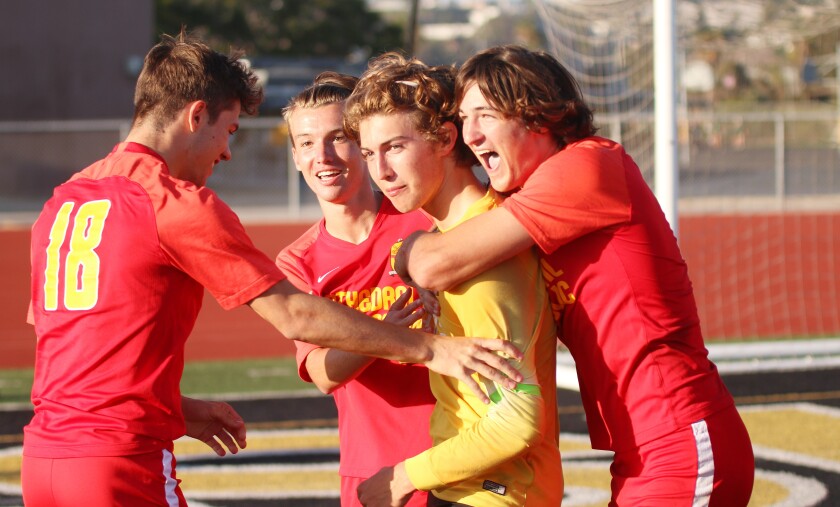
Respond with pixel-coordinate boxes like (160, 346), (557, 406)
(391, 230), (424, 285)
(393, 461), (417, 497)
(410, 329), (436, 365)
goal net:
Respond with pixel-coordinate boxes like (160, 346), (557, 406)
(533, 0), (655, 178)
(532, 0), (840, 341)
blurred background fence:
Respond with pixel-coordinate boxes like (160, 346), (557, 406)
(2, 110), (838, 215)
(2, 0), (839, 344)
(1, 109), (838, 341)
(0, 118), (316, 217)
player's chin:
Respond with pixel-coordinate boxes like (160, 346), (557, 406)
(389, 196), (419, 214)
(487, 175), (514, 194)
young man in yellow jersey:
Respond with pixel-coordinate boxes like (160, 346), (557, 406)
(345, 53), (562, 507)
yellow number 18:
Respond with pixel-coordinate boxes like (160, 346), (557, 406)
(43, 200), (112, 311)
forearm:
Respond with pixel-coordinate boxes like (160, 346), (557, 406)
(305, 348), (375, 394)
(399, 207), (534, 291)
(250, 280), (526, 402)
(181, 395), (201, 417)
(250, 281), (433, 363)
(405, 387), (544, 490)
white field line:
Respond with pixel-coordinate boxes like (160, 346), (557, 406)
(557, 338), (840, 392)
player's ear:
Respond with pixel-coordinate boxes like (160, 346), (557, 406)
(437, 122), (458, 156)
(186, 101), (208, 133)
(290, 147), (304, 173)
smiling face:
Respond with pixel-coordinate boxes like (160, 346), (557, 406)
(289, 102), (367, 206)
(458, 83), (557, 193)
(359, 111), (446, 214)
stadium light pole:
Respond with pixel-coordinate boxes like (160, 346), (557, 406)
(654, 0), (679, 237)
(406, 0), (420, 55)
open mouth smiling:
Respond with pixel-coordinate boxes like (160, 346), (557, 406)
(316, 168), (345, 181)
(474, 149), (500, 171)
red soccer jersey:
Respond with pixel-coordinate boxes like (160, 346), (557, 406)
(276, 199), (436, 484)
(503, 136), (734, 452)
(26, 143), (284, 458)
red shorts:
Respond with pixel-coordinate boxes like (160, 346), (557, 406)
(610, 405), (754, 506)
(21, 449), (187, 507)
(344, 474), (428, 507)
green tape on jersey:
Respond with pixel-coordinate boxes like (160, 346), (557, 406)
(488, 383), (541, 404)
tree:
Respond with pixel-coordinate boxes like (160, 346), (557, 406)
(417, 5), (546, 65)
(155, 0), (404, 58)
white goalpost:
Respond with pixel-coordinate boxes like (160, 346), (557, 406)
(653, 0), (679, 236)
(532, 0), (678, 233)
(530, 0), (840, 341)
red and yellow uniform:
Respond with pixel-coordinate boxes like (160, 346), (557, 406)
(25, 143), (284, 505)
(276, 198), (436, 507)
(503, 136), (753, 505)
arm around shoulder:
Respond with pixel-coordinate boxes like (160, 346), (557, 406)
(402, 207), (534, 291)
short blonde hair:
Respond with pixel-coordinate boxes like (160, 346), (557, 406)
(282, 71), (359, 143)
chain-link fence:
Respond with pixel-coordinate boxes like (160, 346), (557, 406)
(2, 111), (838, 217)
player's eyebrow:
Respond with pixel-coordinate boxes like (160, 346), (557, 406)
(360, 134), (411, 153)
(459, 104), (495, 114)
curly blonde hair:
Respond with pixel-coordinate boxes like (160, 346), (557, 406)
(344, 52), (476, 168)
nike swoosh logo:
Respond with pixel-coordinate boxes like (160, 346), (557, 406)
(317, 266), (340, 283)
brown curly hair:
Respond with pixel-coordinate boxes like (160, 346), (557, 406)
(455, 45), (597, 149)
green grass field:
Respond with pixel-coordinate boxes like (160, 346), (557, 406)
(2, 336), (828, 404)
(0, 357), (313, 405)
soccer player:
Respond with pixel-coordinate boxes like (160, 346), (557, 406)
(22, 33), (522, 507)
(276, 71), (436, 507)
(394, 45), (755, 505)
(347, 53), (563, 507)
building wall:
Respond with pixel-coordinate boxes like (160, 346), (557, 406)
(0, 1), (153, 121)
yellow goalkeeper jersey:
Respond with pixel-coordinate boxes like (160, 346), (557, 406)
(404, 189), (563, 506)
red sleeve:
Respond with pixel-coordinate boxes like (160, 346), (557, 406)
(275, 223), (319, 293)
(275, 223), (322, 383)
(156, 188), (285, 310)
(293, 341), (318, 383)
(502, 137), (632, 254)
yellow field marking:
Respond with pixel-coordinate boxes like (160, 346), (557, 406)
(174, 428), (339, 456)
(181, 468), (339, 493)
(0, 448), (21, 489)
(749, 474), (796, 506)
(559, 433), (598, 453)
(562, 462), (611, 506)
(0, 405), (837, 505)
(741, 403), (840, 463)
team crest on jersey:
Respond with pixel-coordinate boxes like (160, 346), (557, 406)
(389, 240), (403, 275)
